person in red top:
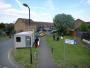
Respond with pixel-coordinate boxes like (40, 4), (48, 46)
(34, 37), (39, 48)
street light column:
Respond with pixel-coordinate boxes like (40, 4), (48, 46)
(23, 3), (33, 64)
(29, 7), (30, 30)
(28, 6), (33, 64)
(27, 6), (30, 30)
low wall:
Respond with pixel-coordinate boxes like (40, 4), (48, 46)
(82, 39), (90, 44)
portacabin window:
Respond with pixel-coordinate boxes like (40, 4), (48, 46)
(16, 37), (21, 42)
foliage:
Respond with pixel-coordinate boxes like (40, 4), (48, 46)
(0, 23), (15, 36)
(0, 23), (5, 30)
(88, 24), (90, 29)
(80, 23), (89, 31)
(53, 14), (75, 35)
(6, 23), (14, 32)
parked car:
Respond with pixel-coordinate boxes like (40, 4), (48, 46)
(39, 32), (46, 37)
(51, 30), (57, 34)
(81, 32), (90, 41)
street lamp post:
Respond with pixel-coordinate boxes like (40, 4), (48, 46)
(23, 3), (33, 64)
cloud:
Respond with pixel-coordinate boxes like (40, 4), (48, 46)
(87, 0), (90, 4)
(15, 0), (22, 8)
(0, 5), (26, 17)
(14, 0), (53, 22)
(31, 11), (53, 22)
(44, 0), (55, 11)
(0, 0), (55, 23)
(0, 2), (12, 10)
(67, 9), (90, 21)
(33, 0), (55, 22)
(0, 0), (29, 23)
(80, 0), (90, 5)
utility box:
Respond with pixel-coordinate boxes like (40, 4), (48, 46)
(14, 31), (35, 48)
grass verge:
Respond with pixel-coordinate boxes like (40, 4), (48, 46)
(47, 35), (90, 68)
(14, 48), (38, 68)
(0, 35), (9, 41)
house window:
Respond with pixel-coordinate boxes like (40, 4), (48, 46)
(16, 37), (21, 42)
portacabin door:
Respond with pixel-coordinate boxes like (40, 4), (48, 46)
(26, 36), (31, 47)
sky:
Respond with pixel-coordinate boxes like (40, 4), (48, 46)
(0, 0), (90, 23)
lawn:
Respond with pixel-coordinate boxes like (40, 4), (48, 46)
(47, 35), (90, 68)
(14, 48), (38, 68)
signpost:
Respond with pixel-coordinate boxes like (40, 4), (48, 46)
(64, 39), (78, 66)
(64, 42), (66, 67)
(65, 39), (77, 45)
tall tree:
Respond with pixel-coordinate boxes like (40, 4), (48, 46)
(0, 23), (5, 30)
(53, 13), (75, 35)
(6, 23), (14, 33)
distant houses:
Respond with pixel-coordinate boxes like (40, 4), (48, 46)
(15, 18), (53, 33)
(14, 18), (90, 33)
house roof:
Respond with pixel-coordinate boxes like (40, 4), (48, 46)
(15, 18), (53, 26)
(74, 19), (90, 30)
(74, 19), (85, 29)
(15, 18), (33, 24)
(74, 19), (85, 23)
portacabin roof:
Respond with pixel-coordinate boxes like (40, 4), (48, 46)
(15, 31), (34, 36)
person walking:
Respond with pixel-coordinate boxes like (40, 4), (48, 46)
(34, 37), (39, 48)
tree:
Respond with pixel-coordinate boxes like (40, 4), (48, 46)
(6, 23), (14, 33)
(53, 13), (75, 35)
(80, 23), (89, 32)
(0, 23), (5, 30)
(88, 24), (90, 30)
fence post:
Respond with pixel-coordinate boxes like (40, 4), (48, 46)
(51, 47), (53, 54)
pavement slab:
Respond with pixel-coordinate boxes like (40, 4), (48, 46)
(37, 36), (59, 68)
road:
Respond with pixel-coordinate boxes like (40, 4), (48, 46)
(0, 39), (17, 68)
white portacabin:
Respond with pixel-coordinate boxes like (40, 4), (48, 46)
(14, 31), (35, 48)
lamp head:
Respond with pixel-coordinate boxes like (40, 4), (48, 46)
(23, 3), (28, 7)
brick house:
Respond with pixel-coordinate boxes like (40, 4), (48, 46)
(15, 18), (53, 33)
(74, 19), (90, 31)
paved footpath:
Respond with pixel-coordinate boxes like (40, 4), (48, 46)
(37, 36), (59, 68)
